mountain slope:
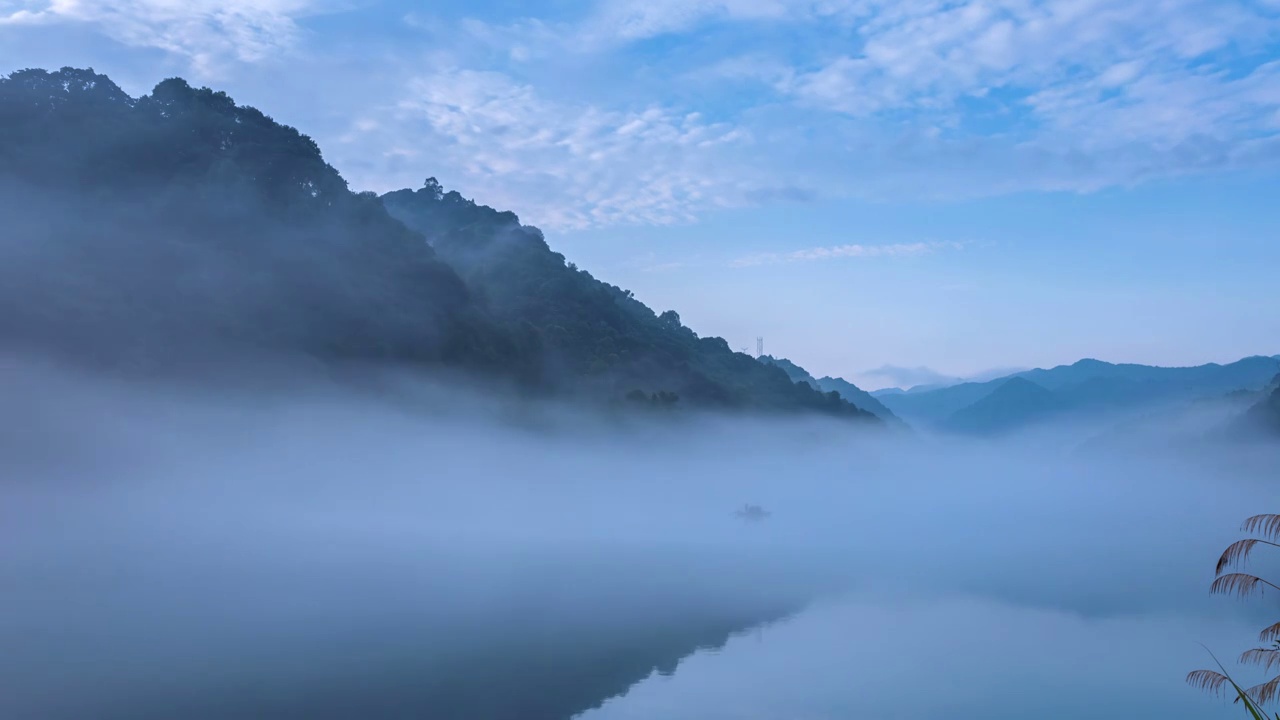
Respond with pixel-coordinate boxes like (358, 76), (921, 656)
(1015, 356), (1280, 393)
(755, 355), (901, 423)
(382, 182), (876, 419)
(814, 376), (903, 424)
(879, 356), (1280, 428)
(0, 66), (875, 420)
(756, 356), (819, 387)
(1233, 374), (1280, 438)
(874, 381), (999, 425)
(1244, 386), (1280, 435)
(943, 377), (1063, 435)
(0, 67), (532, 379)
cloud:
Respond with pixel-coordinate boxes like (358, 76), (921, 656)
(11, 0), (1280, 228)
(620, 251), (690, 273)
(579, 0), (797, 45)
(729, 241), (961, 267)
(0, 0), (324, 76)
(406, 0), (1280, 226)
(454, 0), (814, 56)
(340, 67), (760, 230)
(776, 1), (1280, 146)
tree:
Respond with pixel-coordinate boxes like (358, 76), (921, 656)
(1188, 514), (1280, 710)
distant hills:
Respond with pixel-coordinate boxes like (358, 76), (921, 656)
(871, 367), (1031, 396)
(942, 377), (1063, 435)
(1233, 373), (1280, 438)
(757, 356), (902, 424)
(876, 356), (1280, 436)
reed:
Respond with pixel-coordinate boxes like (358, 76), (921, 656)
(1189, 515), (1280, 714)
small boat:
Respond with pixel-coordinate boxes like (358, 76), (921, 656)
(734, 503), (771, 522)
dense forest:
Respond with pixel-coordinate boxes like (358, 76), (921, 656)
(0, 67), (876, 421)
(382, 183), (874, 417)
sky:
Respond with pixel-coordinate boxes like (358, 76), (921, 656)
(2, 0), (1278, 388)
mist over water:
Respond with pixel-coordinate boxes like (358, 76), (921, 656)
(2, 352), (1274, 719)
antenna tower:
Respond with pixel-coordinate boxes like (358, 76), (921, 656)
(756, 337), (764, 358)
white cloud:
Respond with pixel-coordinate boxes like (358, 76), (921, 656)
(454, 0), (853, 56)
(729, 241), (963, 267)
(580, 0), (796, 44)
(0, 0), (322, 76)
(779, 0), (1280, 145)
(9, 0), (1279, 229)
(341, 68), (760, 230)
(427, 0), (1280, 225)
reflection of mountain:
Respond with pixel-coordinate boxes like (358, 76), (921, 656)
(877, 356), (1280, 435)
(756, 355), (903, 424)
(5, 548), (817, 720)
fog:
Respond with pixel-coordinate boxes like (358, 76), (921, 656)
(2, 352), (1275, 719)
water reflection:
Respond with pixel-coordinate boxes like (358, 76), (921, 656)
(581, 592), (1259, 720)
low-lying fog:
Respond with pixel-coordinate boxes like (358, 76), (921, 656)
(2, 353), (1274, 719)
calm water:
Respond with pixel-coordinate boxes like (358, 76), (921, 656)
(579, 591), (1261, 719)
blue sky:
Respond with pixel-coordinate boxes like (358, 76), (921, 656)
(3, 0), (1278, 388)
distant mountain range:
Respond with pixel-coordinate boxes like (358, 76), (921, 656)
(757, 356), (902, 424)
(942, 376), (1063, 435)
(874, 356), (1280, 436)
(871, 367), (1032, 396)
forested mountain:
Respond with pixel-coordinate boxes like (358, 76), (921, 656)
(942, 377), (1062, 435)
(879, 356), (1280, 433)
(755, 355), (900, 423)
(814, 376), (903, 425)
(1235, 374), (1280, 438)
(0, 66), (530, 378)
(382, 183), (876, 419)
(0, 66), (874, 420)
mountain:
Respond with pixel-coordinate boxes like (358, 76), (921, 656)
(814, 376), (903, 425)
(754, 356), (900, 423)
(0, 66), (876, 421)
(1015, 356), (1280, 393)
(874, 380), (1000, 425)
(868, 367), (1031, 396)
(1244, 386), (1280, 435)
(380, 183), (874, 420)
(1233, 374), (1280, 438)
(943, 377), (1063, 435)
(0, 67), (527, 377)
(756, 356), (817, 386)
(879, 356), (1280, 430)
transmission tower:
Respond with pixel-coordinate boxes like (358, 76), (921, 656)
(756, 337), (764, 358)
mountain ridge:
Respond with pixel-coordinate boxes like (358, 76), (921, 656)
(0, 66), (877, 422)
(878, 355), (1280, 434)
(753, 355), (902, 423)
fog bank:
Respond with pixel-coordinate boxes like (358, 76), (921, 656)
(1, 354), (1274, 718)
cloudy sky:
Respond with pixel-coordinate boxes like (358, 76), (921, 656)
(3, 0), (1278, 387)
